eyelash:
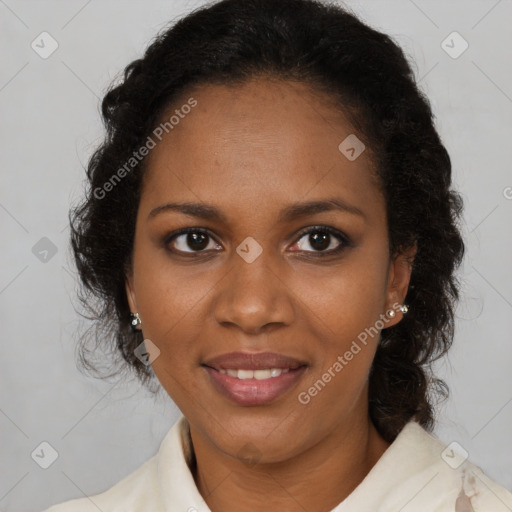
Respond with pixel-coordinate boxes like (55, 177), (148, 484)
(163, 225), (351, 258)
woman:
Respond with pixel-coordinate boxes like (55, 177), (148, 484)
(44, 0), (512, 510)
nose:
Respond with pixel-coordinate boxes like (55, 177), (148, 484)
(212, 250), (295, 335)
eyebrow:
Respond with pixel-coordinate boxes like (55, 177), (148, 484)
(147, 197), (366, 223)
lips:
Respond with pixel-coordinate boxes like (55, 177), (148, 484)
(202, 351), (307, 371)
(202, 351), (308, 406)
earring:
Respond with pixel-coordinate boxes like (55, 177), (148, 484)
(399, 304), (409, 314)
(130, 312), (142, 331)
(386, 308), (396, 318)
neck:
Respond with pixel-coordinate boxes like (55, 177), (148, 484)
(188, 414), (391, 512)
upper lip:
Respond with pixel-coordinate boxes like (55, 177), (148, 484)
(202, 351), (308, 371)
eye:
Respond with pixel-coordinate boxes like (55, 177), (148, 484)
(164, 225), (350, 257)
(165, 228), (221, 254)
(291, 226), (349, 255)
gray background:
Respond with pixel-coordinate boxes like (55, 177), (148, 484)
(1, 0), (511, 510)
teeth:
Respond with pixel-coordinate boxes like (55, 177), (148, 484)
(254, 369), (271, 380)
(218, 368), (291, 380)
(238, 369), (254, 380)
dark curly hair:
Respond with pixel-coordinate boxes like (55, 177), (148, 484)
(70, 0), (465, 443)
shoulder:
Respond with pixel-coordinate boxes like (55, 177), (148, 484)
(377, 421), (512, 512)
(43, 415), (200, 512)
(42, 454), (163, 512)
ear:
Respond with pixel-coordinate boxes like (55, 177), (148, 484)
(125, 268), (138, 313)
(384, 242), (417, 327)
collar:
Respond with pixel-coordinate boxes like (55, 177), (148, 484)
(157, 415), (509, 512)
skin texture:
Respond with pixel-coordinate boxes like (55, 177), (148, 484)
(126, 77), (416, 512)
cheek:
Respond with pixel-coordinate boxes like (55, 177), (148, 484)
(293, 254), (389, 342)
(132, 250), (211, 373)
(133, 257), (205, 405)
(291, 251), (389, 399)
(133, 237), (206, 321)
(296, 281), (381, 419)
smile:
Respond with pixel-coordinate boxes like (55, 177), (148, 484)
(218, 368), (290, 379)
(203, 365), (307, 406)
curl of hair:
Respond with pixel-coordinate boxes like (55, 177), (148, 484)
(70, 0), (465, 441)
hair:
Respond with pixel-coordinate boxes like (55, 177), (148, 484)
(70, 0), (465, 443)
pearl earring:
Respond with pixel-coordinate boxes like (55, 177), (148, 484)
(130, 312), (142, 331)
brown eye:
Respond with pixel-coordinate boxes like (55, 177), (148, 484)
(166, 228), (221, 254)
(292, 226), (349, 255)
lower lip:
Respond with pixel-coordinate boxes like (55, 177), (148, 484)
(203, 366), (307, 406)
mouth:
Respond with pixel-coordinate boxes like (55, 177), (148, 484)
(213, 367), (293, 379)
(201, 351), (308, 406)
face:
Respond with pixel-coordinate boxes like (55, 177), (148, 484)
(126, 77), (414, 463)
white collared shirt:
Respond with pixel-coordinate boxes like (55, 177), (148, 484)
(44, 415), (512, 511)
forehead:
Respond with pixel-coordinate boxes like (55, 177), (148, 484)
(140, 77), (382, 218)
